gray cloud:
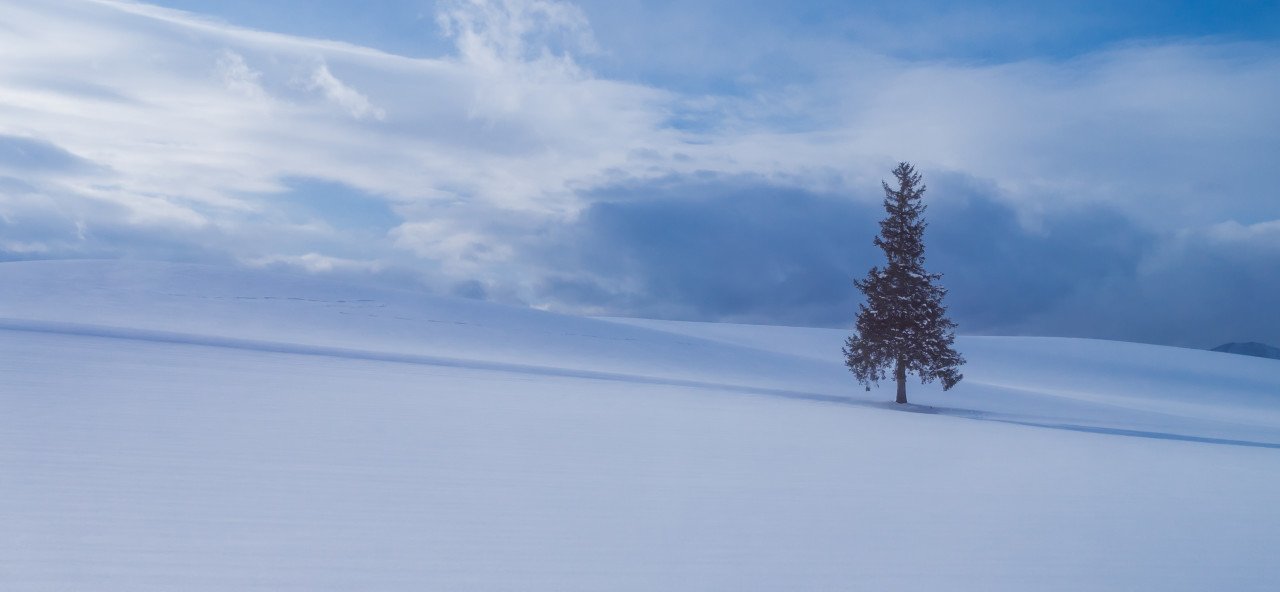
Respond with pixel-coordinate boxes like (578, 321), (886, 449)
(923, 172), (1155, 332)
(535, 175), (877, 325)
(1024, 221), (1280, 348)
(528, 172), (1278, 348)
(0, 135), (99, 174)
(0, 191), (224, 263)
(3, 0), (1278, 348)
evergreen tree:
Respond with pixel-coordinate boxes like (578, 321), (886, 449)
(844, 162), (964, 404)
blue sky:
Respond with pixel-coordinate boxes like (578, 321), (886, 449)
(1, 0), (1278, 347)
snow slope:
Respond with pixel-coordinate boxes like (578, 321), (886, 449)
(1213, 341), (1280, 360)
(2, 260), (1279, 590)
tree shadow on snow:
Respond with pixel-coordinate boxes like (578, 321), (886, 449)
(889, 402), (1280, 450)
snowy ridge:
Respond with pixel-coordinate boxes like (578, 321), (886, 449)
(0, 259), (844, 389)
(0, 315), (850, 406)
(3, 260), (1280, 591)
(5, 260), (1277, 445)
(609, 318), (1280, 446)
(1213, 341), (1280, 360)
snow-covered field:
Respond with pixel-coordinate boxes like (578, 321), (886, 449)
(2, 260), (1278, 590)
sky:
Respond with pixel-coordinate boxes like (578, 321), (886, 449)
(0, 0), (1277, 348)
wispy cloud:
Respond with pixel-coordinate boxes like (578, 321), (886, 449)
(304, 60), (386, 121)
(215, 50), (267, 101)
(2, 0), (1278, 345)
(437, 0), (598, 69)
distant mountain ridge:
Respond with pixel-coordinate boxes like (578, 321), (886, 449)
(1211, 342), (1280, 360)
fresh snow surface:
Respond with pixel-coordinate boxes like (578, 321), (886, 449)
(2, 260), (1279, 591)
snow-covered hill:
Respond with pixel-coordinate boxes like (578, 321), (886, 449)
(2, 260), (1278, 591)
(1213, 341), (1280, 360)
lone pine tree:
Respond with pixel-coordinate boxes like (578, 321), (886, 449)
(844, 162), (964, 404)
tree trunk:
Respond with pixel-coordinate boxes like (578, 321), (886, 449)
(895, 359), (907, 405)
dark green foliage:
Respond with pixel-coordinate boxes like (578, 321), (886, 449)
(844, 162), (964, 403)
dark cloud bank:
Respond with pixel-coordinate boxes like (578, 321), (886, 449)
(533, 173), (1278, 349)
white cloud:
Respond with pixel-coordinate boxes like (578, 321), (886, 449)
(1204, 219), (1280, 248)
(246, 252), (385, 273)
(215, 50), (266, 100)
(305, 60), (386, 121)
(436, 0), (597, 70)
(1, 240), (48, 254)
(2, 0), (1278, 324)
(390, 219), (516, 276)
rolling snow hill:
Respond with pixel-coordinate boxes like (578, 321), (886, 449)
(2, 260), (1279, 591)
(1213, 341), (1280, 360)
